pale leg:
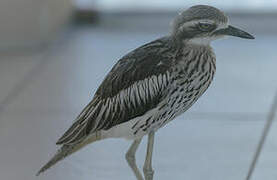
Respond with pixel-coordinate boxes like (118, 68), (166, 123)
(125, 138), (144, 180)
(143, 131), (155, 180)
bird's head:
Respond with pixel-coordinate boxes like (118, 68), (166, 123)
(172, 5), (255, 45)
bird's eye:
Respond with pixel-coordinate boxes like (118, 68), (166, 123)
(198, 23), (214, 31)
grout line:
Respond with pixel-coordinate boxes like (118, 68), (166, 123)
(245, 92), (277, 180)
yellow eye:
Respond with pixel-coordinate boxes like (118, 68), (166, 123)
(198, 23), (213, 31)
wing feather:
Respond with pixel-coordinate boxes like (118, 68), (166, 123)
(56, 37), (175, 145)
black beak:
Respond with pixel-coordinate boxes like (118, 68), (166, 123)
(214, 25), (255, 39)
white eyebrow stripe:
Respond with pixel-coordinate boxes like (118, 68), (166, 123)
(178, 19), (215, 31)
(197, 19), (215, 24)
(182, 19), (214, 26)
(179, 19), (229, 32)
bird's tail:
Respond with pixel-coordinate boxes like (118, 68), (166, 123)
(36, 132), (101, 176)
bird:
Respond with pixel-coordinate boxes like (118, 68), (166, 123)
(37, 5), (254, 180)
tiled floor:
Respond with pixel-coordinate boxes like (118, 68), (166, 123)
(0, 16), (277, 180)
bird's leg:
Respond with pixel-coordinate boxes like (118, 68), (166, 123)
(143, 131), (155, 180)
(125, 138), (144, 180)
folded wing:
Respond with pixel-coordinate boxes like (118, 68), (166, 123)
(56, 37), (174, 145)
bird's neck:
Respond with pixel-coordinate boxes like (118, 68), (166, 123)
(168, 35), (215, 59)
(180, 39), (213, 53)
(170, 34), (212, 48)
(185, 37), (212, 46)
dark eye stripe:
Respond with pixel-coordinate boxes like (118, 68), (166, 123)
(198, 23), (216, 32)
